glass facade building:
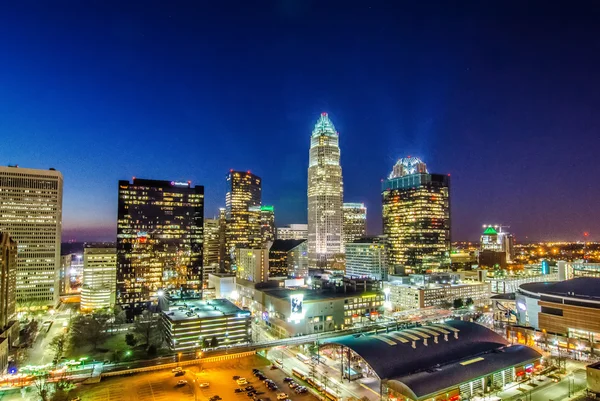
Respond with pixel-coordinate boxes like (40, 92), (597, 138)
(0, 166), (63, 307)
(345, 237), (388, 281)
(225, 171), (262, 270)
(342, 202), (367, 245)
(307, 113), (344, 268)
(382, 158), (450, 273)
(117, 178), (204, 314)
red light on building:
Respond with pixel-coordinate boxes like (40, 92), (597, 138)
(321, 112), (328, 116)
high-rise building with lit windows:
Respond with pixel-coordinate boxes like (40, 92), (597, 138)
(0, 233), (17, 329)
(260, 205), (275, 245)
(117, 178), (204, 315)
(0, 166), (63, 307)
(225, 171), (262, 269)
(382, 157), (450, 274)
(307, 113), (344, 268)
(342, 203), (367, 245)
(81, 243), (116, 312)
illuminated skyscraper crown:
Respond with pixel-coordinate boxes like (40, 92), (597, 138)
(388, 156), (428, 179)
(312, 112), (338, 137)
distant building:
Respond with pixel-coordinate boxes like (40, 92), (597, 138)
(60, 253), (83, 295)
(260, 205), (275, 245)
(81, 244), (116, 312)
(236, 248), (269, 283)
(0, 166), (63, 307)
(225, 171), (262, 270)
(116, 178), (204, 316)
(480, 225), (515, 266)
(342, 203), (367, 245)
(382, 157), (450, 274)
(276, 224), (308, 240)
(0, 233), (18, 374)
(203, 218), (220, 268)
(308, 113), (344, 269)
(207, 273), (236, 299)
(268, 239), (306, 278)
(161, 298), (251, 352)
(288, 240), (308, 278)
(345, 237), (387, 281)
(218, 208), (227, 270)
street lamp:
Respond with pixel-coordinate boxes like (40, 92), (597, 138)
(177, 352), (182, 367)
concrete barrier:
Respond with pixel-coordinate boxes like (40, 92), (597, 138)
(100, 351), (256, 378)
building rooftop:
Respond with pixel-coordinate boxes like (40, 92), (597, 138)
(162, 298), (248, 321)
(269, 239), (306, 252)
(322, 320), (541, 400)
(520, 277), (600, 300)
(264, 287), (381, 302)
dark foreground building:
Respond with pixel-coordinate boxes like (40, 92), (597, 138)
(321, 320), (541, 401)
(117, 178), (204, 316)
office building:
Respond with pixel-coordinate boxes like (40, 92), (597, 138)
(384, 279), (490, 310)
(480, 225), (515, 266)
(260, 205), (275, 245)
(288, 240), (309, 278)
(382, 157), (450, 274)
(161, 298), (251, 352)
(268, 239), (306, 278)
(345, 237), (387, 281)
(276, 224), (308, 240)
(60, 253), (83, 295)
(218, 207), (227, 270)
(0, 233), (18, 374)
(81, 244), (116, 312)
(203, 218), (221, 278)
(307, 113), (344, 269)
(342, 203), (367, 245)
(0, 166), (63, 307)
(225, 171), (262, 269)
(207, 273), (236, 299)
(116, 178), (204, 314)
(236, 248), (269, 283)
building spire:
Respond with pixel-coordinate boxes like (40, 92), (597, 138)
(312, 112), (337, 137)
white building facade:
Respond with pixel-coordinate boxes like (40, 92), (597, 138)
(0, 166), (63, 307)
(307, 113), (344, 269)
(276, 224), (308, 240)
(81, 245), (117, 311)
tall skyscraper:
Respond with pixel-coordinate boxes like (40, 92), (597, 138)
(218, 207), (227, 270)
(307, 113), (344, 268)
(0, 166), (63, 306)
(260, 205), (275, 245)
(479, 225), (515, 268)
(382, 157), (450, 274)
(0, 233), (17, 329)
(117, 178), (204, 315)
(235, 248), (269, 283)
(345, 236), (388, 281)
(225, 171), (262, 269)
(81, 243), (116, 312)
(342, 203), (367, 245)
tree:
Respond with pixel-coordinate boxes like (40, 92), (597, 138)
(465, 297), (474, 307)
(147, 344), (158, 357)
(113, 305), (127, 325)
(133, 310), (162, 348)
(453, 298), (464, 309)
(125, 333), (137, 347)
(210, 336), (218, 348)
(202, 338), (210, 349)
(70, 311), (111, 350)
(33, 374), (51, 401)
(49, 333), (67, 362)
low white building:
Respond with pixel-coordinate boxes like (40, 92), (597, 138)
(385, 280), (491, 310)
(81, 244), (116, 312)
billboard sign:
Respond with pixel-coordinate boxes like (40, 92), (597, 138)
(290, 294), (304, 320)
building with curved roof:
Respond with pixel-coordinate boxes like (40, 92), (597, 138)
(321, 320), (541, 401)
(511, 277), (600, 357)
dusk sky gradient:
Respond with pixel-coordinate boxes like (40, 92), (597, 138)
(1, 1), (599, 242)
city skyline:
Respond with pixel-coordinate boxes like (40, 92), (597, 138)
(2, 2), (600, 242)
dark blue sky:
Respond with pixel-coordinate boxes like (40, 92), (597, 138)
(1, 1), (599, 242)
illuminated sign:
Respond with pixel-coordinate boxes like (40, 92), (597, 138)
(517, 301), (527, 311)
(137, 231), (148, 237)
(170, 181), (190, 187)
(290, 294), (304, 320)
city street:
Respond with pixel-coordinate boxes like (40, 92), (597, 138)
(24, 304), (75, 366)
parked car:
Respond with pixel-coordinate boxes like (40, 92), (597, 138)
(277, 393), (289, 400)
(199, 382), (209, 388)
(172, 367), (183, 373)
(283, 377), (293, 382)
(237, 378), (248, 385)
(235, 388), (245, 393)
(174, 370), (185, 377)
(176, 380), (188, 386)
